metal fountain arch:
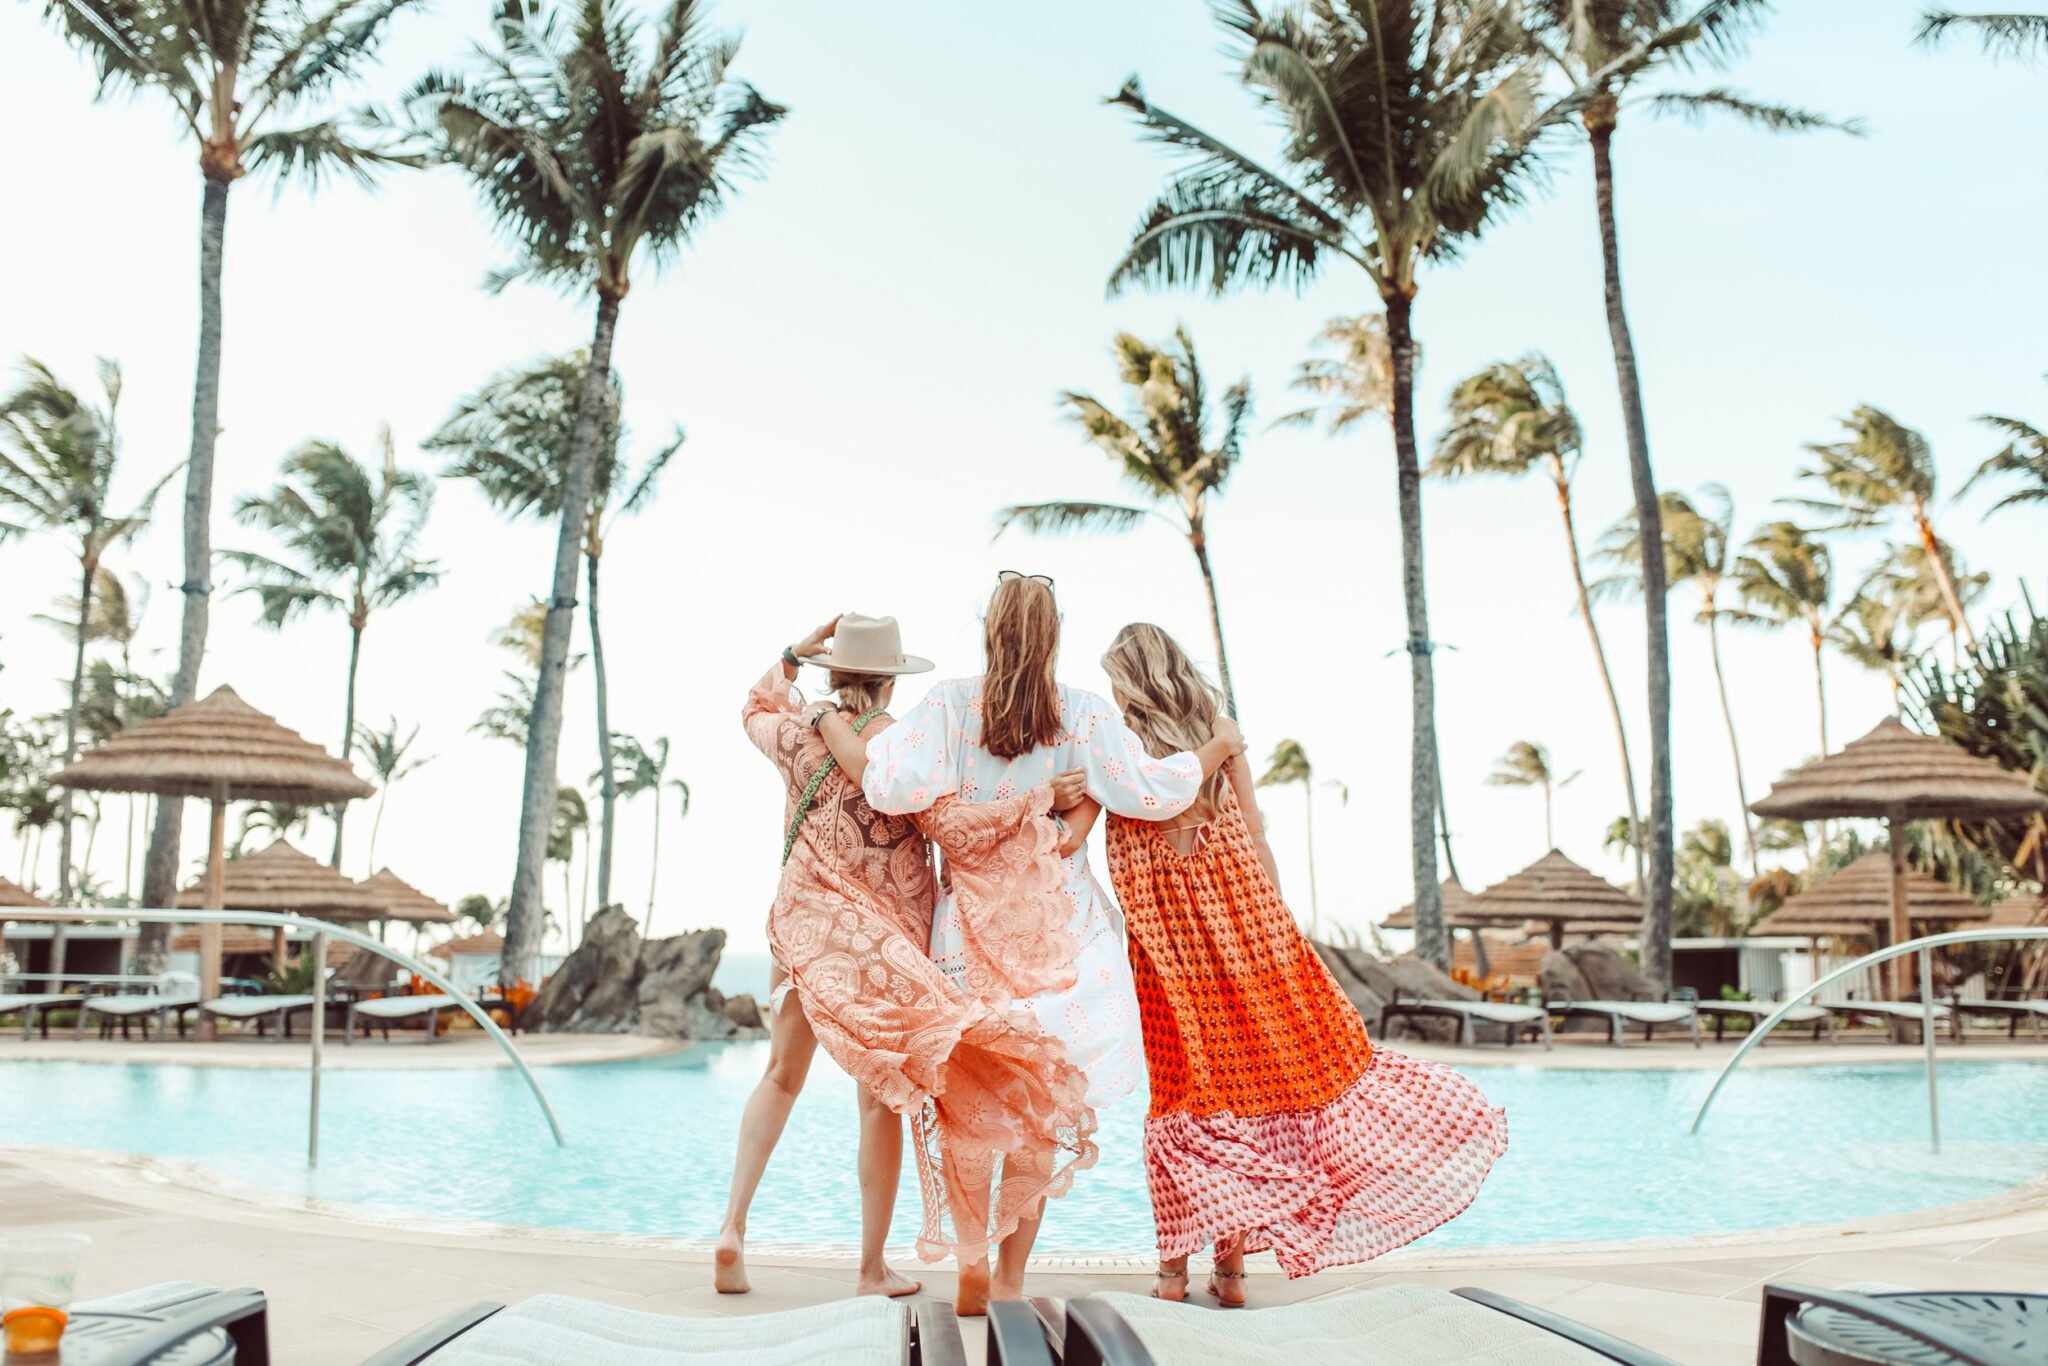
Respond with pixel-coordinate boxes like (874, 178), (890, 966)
(35, 907), (566, 1160)
(1690, 926), (2048, 1152)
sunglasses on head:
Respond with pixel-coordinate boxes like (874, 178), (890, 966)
(998, 570), (1055, 591)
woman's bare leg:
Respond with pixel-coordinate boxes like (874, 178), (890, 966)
(947, 1152), (994, 1316)
(853, 1086), (919, 1297)
(1207, 1234), (1248, 1308)
(715, 969), (816, 1294)
(1152, 1254), (1190, 1302)
(991, 1200), (1043, 1302)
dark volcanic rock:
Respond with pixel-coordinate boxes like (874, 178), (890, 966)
(527, 909), (766, 1040)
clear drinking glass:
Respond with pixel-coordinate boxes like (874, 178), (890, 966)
(0, 1233), (92, 1312)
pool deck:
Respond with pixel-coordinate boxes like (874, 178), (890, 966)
(7, 1032), (2047, 1362)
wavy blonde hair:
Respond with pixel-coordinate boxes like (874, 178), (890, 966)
(827, 670), (892, 717)
(1102, 622), (1229, 809)
(982, 575), (1064, 759)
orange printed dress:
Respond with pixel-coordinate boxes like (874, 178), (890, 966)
(1106, 788), (1508, 1276)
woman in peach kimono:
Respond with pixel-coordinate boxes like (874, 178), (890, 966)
(820, 574), (1244, 1311)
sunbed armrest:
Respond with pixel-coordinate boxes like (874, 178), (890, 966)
(1063, 1297), (1158, 1366)
(94, 1288), (270, 1366)
(911, 1301), (969, 1366)
(983, 1300), (1054, 1366)
(1454, 1287), (1682, 1366)
(356, 1300), (505, 1365)
(1756, 1282), (2020, 1366)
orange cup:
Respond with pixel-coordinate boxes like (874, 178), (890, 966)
(2, 1305), (67, 1355)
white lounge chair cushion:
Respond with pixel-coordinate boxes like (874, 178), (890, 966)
(1955, 999), (2048, 1016)
(422, 1293), (908, 1365)
(1821, 1000), (1951, 1019)
(82, 993), (197, 1016)
(74, 1281), (219, 1314)
(0, 993), (81, 1013)
(1567, 1001), (1694, 1024)
(1415, 1000), (1546, 1024)
(202, 995), (315, 1019)
(1096, 1285), (1615, 1364)
(1695, 1002), (1828, 1023)
(355, 994), (459, 1019)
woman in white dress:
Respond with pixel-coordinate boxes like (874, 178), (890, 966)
(820, 571), (1243, 1310)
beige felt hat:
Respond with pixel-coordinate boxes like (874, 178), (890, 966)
(808, 614), (934, 675)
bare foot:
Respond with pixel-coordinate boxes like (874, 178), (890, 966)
(856, 1265), (923, 1298)
(954, 1259), (991, 1317)
(713, 1231), (749, 1295)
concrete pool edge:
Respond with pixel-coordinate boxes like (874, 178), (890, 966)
(13, 1141), (2048, 1278)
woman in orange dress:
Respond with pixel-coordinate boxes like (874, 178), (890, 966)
(1087, 623), (1508, 1306)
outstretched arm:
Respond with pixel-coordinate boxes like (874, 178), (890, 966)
(1226, 752), (1282, 893)
(816, 707), (873, 784)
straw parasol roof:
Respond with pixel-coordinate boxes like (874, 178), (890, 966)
(430, 930), (504, 959)
(55, 685), (374, 804)
(1753, 851), (1987, 939)
(1751, 717), (2048, 823)
(1384, 877), (1478, 930)
(1461, 850), (1641, 947)
(176, 839), (390, 921)
(173, 927), (355, 968)
(360, 868), (457, 925)
(0, 876), (49, 910)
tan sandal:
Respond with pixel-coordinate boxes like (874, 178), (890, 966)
(1152, 1267), (1191, 1302)
(1205, 1268), (1248, 1309)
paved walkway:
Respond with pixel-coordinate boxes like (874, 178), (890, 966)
(6, 1148), (2046, 1364)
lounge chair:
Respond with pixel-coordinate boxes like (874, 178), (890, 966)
(1380, 989), (1553, 1049)
(1947, 997), (2048, 1043)
(346, 993), (461, 1043)
(1012, 1286), (1681, 1365)
(199, 994), (319, 1042)
(51, 1282), (270, 1365)
(1544, 991), (1701, 1048)
(75, 987), (201, 1041)
(1758, 1281), (2047, 1366)
(364, 1292), (966, 1365)
(1670, 990), (1835, 1045)
(0, 990), (98, 1040)
(1817, 998), (1952, 1044)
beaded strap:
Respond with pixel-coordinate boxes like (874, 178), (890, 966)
(782, 708), (885, 866)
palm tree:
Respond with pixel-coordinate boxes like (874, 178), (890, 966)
(1279, 315), (1463, 884)
(1254, 738), (1347, 934)
(1917, 10), (2048, 56)
(1961, 378), (2048, 519)
(1829, 576), (1922, 714)
(471, 600), (580, 748)
(354, 716), (430, 874)
(1597, 485), (1759, 878)
(600, 734), (689, 932)
(1105, 0), (1556, 971)
(1730, 519), (1834, 759)
(547, 785), (587, 944)
(0, 359), (174, 923)
(228, 428), (440, 866)
(40, 0), (421, 971)
(999, 328), (1250, 715)
(1487, 740), (1579, 851)
(1792, 407), (1978, 650)
(1520, 0), (1852, 991)
(234, 800), (311, 857)
(1875, 540), (1990, 671)
(455, 893), (504, 935)
(408, 0), (784, 984)
(1430, 353), (1642, 883)
(427, 352), (680, 911)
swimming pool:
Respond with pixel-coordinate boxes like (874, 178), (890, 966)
(5, 1049), (2045, 1254)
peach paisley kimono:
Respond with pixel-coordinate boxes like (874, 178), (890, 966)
(860, 678), (1207, 1252)
(742, 663), (1096, 1264)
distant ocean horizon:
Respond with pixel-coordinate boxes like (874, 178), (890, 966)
(711, 947), (776, 1001)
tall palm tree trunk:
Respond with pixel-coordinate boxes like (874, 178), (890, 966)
(1912, 501), (1978, 649)
(1588, 111), (1674, 991)
(368, 787), (389, 873)
(1189, 531), (1236, 718)
(50, 555), (97, 971)
(1435, 748), (1461, 885)
(1542, 777), (1554, 851)
(1555, 471), (1643, 884)
(647, 795), (662, 934)
(139, 176), (230, 968)
(504, 292), (620, 984)
(1302, 782), (1319, 935)
(1386, 292), (1447, 971)
(330, 620), (364, 867)
(1810, 623), (1830, 853)
(588, 544), (618, 910)
(1705, 608), (1761, 879)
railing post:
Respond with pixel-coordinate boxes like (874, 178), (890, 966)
(310, 927), (326, 1167)
(1920, 945), (1940, 1154)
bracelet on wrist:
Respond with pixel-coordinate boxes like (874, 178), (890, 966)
(782, 645), (802, 669)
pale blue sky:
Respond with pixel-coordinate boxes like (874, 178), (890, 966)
(1, 0), (2042, 954)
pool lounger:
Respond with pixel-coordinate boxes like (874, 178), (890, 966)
(1818, 999), (1952, 1043)
(61, 1281), (271, 1365)
(74, 991), (201, 1041)
(0, 991), (100, 1040)
(345, 993), (464, 1043)
(199, 994), (319, 1041)
(1691, 1001), (1835, 1045)
(1379, 992), (1553, 1049)
(1016, 1284), (1681, 1365)
(361, 1292), (967, 1366)
(1950, 998), (2048, 1042)
(1545, 996), (1701, 1048)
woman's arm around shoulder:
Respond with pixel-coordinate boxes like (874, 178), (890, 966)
(1226, 751), (1283, 894)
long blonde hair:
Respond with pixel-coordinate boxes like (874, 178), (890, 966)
(1102, 622), (1229, 809)
(982, 575), (1064, 759)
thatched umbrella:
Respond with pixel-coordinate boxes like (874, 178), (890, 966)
(178, 840), (391, 978)
(0, 876), (49, 909)
(1461, 849), (1642, 950)
(56, 686), (373, 1037)
(1755, 850), (1990, 989)
(360, 868), (457, 927)
(1384, 877), (1477, 930)
(1751, 716), (2047, 995)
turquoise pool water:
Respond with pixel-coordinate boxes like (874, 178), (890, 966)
(4, 1050), (2045, 1254)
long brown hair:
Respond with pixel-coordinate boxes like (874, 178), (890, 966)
(1102, 622), (1229, 809)
(982, 575), (1064, 759)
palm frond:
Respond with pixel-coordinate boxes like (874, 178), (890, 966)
(1640, 88), (1863, 133)
(993, 502), (1154, 540)
(245, 118), (422, 190)
(1916, 9), (2048, 57)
